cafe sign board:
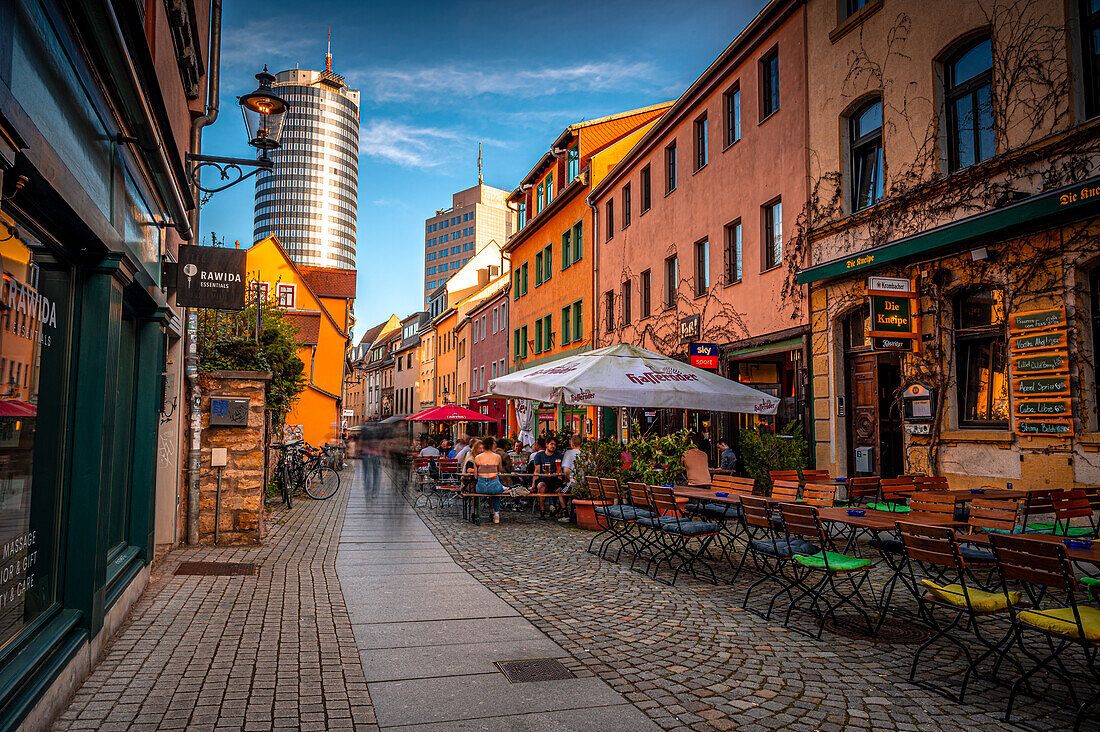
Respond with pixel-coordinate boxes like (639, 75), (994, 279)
(175, 244), (247, 310)
(689, 343), (719, 369)
(867, 277), (918, 350)
(1008, 305), (1073, 435)
(678, 314), (700, 343)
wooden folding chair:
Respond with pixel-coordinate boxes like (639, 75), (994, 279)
(898, 523), (1023, 704)
(625, 482), (665, 572)
(738, 496), (819, 617)
(802, 483), (836, 507)
(589, 477), (654, 562)
(801, 469), (832, 482)
(1051, 489), (1098, 538)
(913, 476), (950, 491)
(846, 476), (880, 506)
(871, 476), (915, 513)
(989, 534), (1100, 729)
(770, 480), (800, 503)
(645, 485), (721, 585)
(769, 470), (801, 485)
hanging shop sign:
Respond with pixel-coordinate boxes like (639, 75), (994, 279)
(1008, 305), (1072, 435)
(679, 314), (700, 343)
(689, 343), (719, 369)
(867, 278), (919, 351)
(174, 244), (247, 310)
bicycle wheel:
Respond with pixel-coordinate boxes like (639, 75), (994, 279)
(304, 466), (341, 499)
(281, 462), (293, 509)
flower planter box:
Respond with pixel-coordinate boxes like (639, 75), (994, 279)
(572, 499), (610, 530)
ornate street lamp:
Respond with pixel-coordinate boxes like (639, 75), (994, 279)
(187, 66), (289, 195)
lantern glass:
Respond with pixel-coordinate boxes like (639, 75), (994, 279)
(239, 68), (287, 152)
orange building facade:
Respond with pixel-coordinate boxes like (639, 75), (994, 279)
(588, 0), (810, 442)
(504, 104), (671, 437)
(246, 236), (356, 446)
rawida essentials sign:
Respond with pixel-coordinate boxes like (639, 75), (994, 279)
(174, 244), (247, 310)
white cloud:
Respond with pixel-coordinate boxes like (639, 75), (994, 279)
(220, 17), (317, 72)
(359, 121), (509, 169)
(348, 60), (662, 103)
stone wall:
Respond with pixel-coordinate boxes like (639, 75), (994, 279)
(196, 370), (272, 544)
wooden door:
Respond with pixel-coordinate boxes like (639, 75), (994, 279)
(847, 354), (879, 475)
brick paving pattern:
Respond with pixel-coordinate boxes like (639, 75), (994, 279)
(52, 484), (377, 732)
(414, 495), (1089, 731)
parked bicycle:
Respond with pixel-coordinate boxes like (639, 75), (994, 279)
(271, 440), (304, 508)
(299, 443), (342, 499)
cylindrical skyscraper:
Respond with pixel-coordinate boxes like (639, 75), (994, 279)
(254, 51), (360, 270)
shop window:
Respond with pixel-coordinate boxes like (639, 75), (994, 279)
(955, 288), (1009, 427)
(641, 270), (652, 318)
(944, 36), (995, 172)
(843, 308), (869, 350)
(0, 213), (72, 650)
(849, 98), (884, 211)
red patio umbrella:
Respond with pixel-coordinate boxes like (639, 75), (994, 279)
(0, 400), (36, 418)
(407, 405), (494, 422)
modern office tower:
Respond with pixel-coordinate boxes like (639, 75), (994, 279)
(254, 48), (360, 270)
(423, 182), (513, 303)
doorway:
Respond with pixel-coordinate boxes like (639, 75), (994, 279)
(843, 310), (904, 477)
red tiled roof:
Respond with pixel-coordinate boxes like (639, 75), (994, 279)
(298, 266), (357, 298)
(287, 312), (322, 344)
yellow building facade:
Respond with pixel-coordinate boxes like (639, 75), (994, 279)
(246, 236), (356, 446)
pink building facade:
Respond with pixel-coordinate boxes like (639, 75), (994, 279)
(467, 288), (510, 436)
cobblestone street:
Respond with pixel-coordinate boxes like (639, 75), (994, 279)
(51, 483), (376, 731)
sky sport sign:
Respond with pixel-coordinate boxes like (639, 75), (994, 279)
(175, 244), (247, 310)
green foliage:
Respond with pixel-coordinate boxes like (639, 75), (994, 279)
(740, 422), (809, 490)
(573, 438), (626, 498)
(197, 295), (306, 425)
(573, 429), (694, 494)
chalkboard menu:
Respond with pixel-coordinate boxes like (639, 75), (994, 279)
(1009, 306), (1072, 436)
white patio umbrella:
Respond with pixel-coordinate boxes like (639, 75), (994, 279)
(487, 343), (779, 414)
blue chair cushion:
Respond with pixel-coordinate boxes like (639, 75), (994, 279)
(702, 503), (743, 519)
(869, 537), (904, 554)
(750, 537), (819, 558)
(636, 516), (682, 529)
(595, 505), (655, 520)
(684, 501), (707, 513)
(659, 520), (721, 537)
(960, 545), (995, 564)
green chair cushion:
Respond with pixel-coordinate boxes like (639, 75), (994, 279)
(1017, 605), (1100, 642)
(1082, 577), (1100, 601)
(1025, 523), (1093, 537)
(866, 502), (910, 514)
(795, 551), (872, 572)
(921, 579), (1020, 612)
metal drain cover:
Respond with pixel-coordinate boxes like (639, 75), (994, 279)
(174, 561), (256, 577)
(824, 615), (931, 644)
(496, 658), (575, 683)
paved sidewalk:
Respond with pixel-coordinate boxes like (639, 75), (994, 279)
(52, 479), (376, 731)
(339, 463), (660, 730)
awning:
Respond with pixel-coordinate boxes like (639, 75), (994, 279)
(797, 176), (1100, 284)
(725, 336), (803, 360)
(0, 400), (36, 417)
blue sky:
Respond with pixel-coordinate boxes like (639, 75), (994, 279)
(198, 0), (764, 339)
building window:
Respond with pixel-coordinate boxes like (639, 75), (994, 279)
(693, 114), (708, 171)
(724, 84), (741, 147)
(1083, 0), (1100, 118)
(561, 229), (572, 270)
(640, 165), (652, 213)
(522, 262), (528, 295)
(605, 200), (614, 241)
(622, 280), (632, 324)
(277, 283), (295, 308)
(956, 288), (1008, 427)
(542, 315), (553, 351)
(760, 49), (780, 119)
(945, 37), (994, 172)
(665, 255), (678, 308)
(724, 220), (742, 283)
(535, 251), (544, 286)
(493, 306), (499, 333)
(849, 98), (884, 211)
(763, 199), (783, 269)
(542, 244), (552, 282)
(622, 184), (631, 228)
(572, 220), (583, 262)
(545, 172), (554, 205)
(695, 239), (710, 296)
(536, 186), (544, 214)
(572, 299), (582, 341)
(534, 318), (543, 354)
(517, 200), (527, 229)
(604, 290), (615, 333)
(561, 305), (571, 345)
(665, 142), (677, 193)
(641, 269), (652, 318)
(842, 0), (873, 19)
(567, 144), (580, 181)
(251, 281), (270, 301)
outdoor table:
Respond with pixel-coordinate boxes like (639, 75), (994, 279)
(460, 473), (569, 523)
(937, 487), (1043, 501)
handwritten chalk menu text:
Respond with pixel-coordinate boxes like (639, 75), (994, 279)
(1009, 306), (1072, 435)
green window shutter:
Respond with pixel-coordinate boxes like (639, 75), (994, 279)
(544, 315), (553, 351)
(534, 319), (543, 354)
(562, 305), (571, 345)
(573, 299), (582, 341)
(535, 252), (543, 285)
(573, 221), (583, 262)
(522, 263), (528, 294)
(521, 326), (528, 358)
(544, 246), (552, 281)
(561, 231), (571, 270)
(513, 269), (520, 299)
(513, 329), (520, 359)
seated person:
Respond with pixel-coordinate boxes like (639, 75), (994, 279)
(561, 434), (583, 492)
(718, 438), (737, 471)
(472, 437), (505, 524)
(418, 439), (440, 458)
(533, 437), (564, 516)
(682, 436), (711, 487)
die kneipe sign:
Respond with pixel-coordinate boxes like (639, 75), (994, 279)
(175, 244), (248, 310)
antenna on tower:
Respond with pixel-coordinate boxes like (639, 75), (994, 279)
(478, 142), (483, 184)
(325, 26), (332, 72)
